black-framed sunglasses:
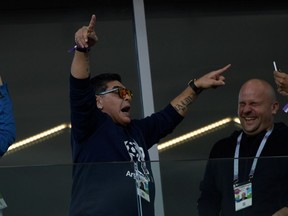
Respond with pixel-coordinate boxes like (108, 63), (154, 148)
(96, 87), (133, 99)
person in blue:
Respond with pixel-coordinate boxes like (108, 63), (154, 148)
(0, 74), (16, 216)
(197, 78), (288, 216)
(69, 14), (231, 216)
(0, 75), (16, 157)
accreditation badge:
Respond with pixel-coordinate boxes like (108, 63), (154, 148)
(233, 181), (252, 211)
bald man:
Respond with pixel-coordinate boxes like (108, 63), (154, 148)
(198, 79), (288, 216)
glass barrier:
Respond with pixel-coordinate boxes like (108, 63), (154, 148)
(159, 157), (288, 216)
(0, 156), (287, 216)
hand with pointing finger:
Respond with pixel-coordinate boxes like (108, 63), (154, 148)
(74, 14), (98, 49)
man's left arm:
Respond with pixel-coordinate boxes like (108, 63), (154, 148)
(170, 64), (231, 117)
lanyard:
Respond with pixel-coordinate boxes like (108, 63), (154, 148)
(233, 125), (274, 183)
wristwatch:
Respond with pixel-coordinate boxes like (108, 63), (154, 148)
(188, 79), (203, 95)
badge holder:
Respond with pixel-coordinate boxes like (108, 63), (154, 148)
(233, 181), (252, 211)
(134, 162), (151, 216)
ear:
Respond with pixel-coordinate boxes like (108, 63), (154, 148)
(271, 101), (280, 115)
(96, 96), (103, 110)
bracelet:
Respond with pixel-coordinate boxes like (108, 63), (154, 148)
(188, 79), (203, 95)
(68, 44), (90, 53)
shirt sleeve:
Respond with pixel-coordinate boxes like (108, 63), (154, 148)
(0, 83), (16, 156)
(70, 75), (106, 143)
(133, 104), (184, 149)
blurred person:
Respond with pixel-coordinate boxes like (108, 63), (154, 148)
(0, 75), (16, 157)
(0, 74), (16, 216)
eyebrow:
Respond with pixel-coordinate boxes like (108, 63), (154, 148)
(111, 86), (124, 90)
(112, 86), (121, 89)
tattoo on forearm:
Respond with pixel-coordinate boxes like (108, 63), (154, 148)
(173, 95), (194, 113)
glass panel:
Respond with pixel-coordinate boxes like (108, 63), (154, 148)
(0, 162), (140, 215)
(0, 157), (287, 215)
(0, 2), (147, 215)
(144, 2), (288, 159)
(0, 164), (72, 215)
(0, 0), (142, 145)
(159, 156), (288, 216)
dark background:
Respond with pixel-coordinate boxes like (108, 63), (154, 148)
(0, 1), (288, 215)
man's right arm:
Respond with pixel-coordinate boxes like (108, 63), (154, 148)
(71, 14), (98, 79)
(71, 52), (90, 79)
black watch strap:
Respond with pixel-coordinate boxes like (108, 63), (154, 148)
(188, 79), (203, 95)
(75, 45), (90, 53)
(68, 44), (90, 53)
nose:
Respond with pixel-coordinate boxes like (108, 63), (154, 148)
(124, 93), (132, 101)
(242, 104), (252, 113)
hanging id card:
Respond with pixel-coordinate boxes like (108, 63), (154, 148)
(233, 181), (252, 211)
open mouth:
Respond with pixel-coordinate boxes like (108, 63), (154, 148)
(121, 106), (130, 113)
(243, 117), (255, 121)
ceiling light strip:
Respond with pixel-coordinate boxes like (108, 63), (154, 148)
(233, 117), (240, 124)
(4, 117), (240, 155)
(157, 117), (233, 151)
(7, 123), (70, 153)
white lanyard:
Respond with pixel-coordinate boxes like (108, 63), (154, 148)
(233, 125), (274, 183)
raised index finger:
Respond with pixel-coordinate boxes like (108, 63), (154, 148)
(87, 14), (96, 35)
(213, 64), (231, 77)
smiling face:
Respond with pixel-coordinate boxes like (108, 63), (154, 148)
(238, 79), (279, 136)
(96, 80), (132, 126)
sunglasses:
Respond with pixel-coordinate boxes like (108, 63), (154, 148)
(96, 87), (133, 99)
